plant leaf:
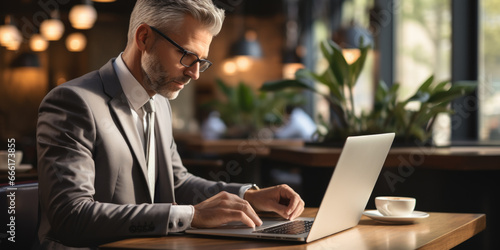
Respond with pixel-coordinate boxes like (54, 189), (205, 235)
(320, 70), (345, 101)
(427, 86), (473, 103)
(453, 81), (477, 93)
(406, 91), (431, 103)
(417, 106), (452, 125)
(416, 75), (434, 93)
(237, 82), (255, 113)
(322, 40), (349, 88)
(296, 68), (334, 90)
(348, 44), (370, 88)
(375, 80), (388, 104)
(260, 79), (317, 92)
(434, 80), (450, 92)
(216, 78), (233, 97)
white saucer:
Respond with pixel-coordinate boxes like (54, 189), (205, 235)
(363, 210), (429, 224)
(16, 164), (33, 172)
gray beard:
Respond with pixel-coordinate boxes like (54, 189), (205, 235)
(142, 53), (190, 100)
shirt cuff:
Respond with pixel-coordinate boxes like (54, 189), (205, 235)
(239, 184), (253, 199)
(168, 205), (194, 233)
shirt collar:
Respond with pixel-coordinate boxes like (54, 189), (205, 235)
(113, 53), (155, 111)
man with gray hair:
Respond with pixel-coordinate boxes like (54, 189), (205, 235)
(36, 0), (304, 248)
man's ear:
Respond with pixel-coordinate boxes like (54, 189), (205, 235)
(135, 24), (151, 52)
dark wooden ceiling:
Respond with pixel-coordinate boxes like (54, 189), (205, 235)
(0, 0), (136, 17)
(1, 0), (284, 24)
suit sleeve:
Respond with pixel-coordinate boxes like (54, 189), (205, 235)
(37, 86), (171, 247)
(170, 141), (248, 205)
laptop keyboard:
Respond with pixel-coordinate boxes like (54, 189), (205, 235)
(253, 220), (313, 235)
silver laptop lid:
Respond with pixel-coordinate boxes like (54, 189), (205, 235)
(306, 133), (395, 242)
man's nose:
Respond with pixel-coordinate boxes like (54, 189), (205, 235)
(184, 63), (200, 80)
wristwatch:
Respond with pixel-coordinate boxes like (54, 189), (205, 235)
(250, 184), (260, 190)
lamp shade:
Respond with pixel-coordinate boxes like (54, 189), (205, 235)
(337, 25), (373, 49)
(30, 34), (49, 52)
(333, 24), (373, 64)
(69, 4), (97, 29)
(40, 19), (65, 41)
(230, 30), (262, 58)
(66, 32), (87, 52)
(10, 53), (41, 68)
(0, 24), (22, 49)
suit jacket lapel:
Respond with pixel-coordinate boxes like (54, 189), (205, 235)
(99, 59), (149, 183)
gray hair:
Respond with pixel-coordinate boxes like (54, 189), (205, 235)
(127, 0), (225, 45)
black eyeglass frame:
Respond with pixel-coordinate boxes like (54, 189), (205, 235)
(150, 26), (212, 72)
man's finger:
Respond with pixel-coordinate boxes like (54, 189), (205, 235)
(278, 185), (305, 220)
(225, 209), (257, 228)
(285, 194), (304, 219)
(288, 200), (305, 220)
(267, 201), (290, 219)
(277, 185), (301, 217)
(240, 201), (263, 226)
(218, 193), (262, 225)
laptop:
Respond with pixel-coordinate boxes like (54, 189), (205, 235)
(186, 133), (395, 243)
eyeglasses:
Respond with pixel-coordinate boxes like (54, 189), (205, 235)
(150, 26), (212, 72)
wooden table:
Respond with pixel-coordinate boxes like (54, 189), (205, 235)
(184, 139), (304, 156)
(100, 208), (486, 250)
(268, 146), (500, 170)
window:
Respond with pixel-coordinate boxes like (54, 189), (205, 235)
(479, 0), (500, 141)
(395, 0), (452, 145)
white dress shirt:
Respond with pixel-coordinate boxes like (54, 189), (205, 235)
(112, 54), (193, 232)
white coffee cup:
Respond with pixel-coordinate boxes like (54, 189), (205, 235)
(0, 150), (23, 171)
(375, 196), (416, 216)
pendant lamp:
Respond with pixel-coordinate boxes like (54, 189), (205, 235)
(40, 11), (64, 41)
(69, 1), (98, 30)
(30, 34), (48, 52)
(0, 16), (22, 50)
(66, 32), (87, 52)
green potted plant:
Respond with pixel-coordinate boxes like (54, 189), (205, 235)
(203, 79), (303, 138)
(260, 39), (476, 145)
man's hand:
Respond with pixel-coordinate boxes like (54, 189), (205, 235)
(191, 191), (263, 228)
(244, 184), (305, 220)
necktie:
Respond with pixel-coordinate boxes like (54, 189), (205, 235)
(143, 99), (156, 202)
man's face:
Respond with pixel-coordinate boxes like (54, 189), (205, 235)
(141, 46), (190, 100)
(141, 15), (213, 100)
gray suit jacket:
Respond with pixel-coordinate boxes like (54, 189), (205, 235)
(37, 59), (244, 248)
